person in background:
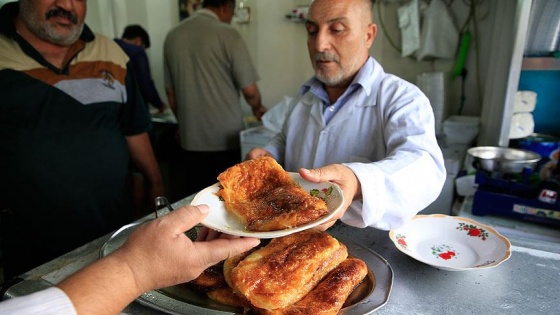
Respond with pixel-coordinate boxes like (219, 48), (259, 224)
(0, 0), (164, 282)
(247, 0), (446, 231)
(115, 24), (167, 114)
(115, 24), (168, 216)
(0, 205), (260, 314)
(180, 0), (203, 20)
(164, 0), (267, 198)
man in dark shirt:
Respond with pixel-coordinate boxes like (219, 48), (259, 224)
(0, 1), (164, 282)
(115, 24), (167, 114)
(115, 25), (169, 214)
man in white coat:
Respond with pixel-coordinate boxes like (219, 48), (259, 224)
(247, 0), (446, 231)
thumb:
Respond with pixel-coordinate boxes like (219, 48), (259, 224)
(299, 167), (325, 183)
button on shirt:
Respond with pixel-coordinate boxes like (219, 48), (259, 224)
(264, 57), (446, 230)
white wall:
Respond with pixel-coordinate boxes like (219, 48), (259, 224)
(235, 0), (314, 112)
(80, 0), (512, 130)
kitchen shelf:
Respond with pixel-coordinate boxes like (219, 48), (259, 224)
(521, 57), (560, 70)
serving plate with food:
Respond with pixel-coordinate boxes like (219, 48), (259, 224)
(100, 226), (393, 314)
(389, 214), (512, 271)
(192, 157), (344, 238)
(101, 157), (392, 314)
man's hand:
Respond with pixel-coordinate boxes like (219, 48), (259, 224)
(57, 205), (260, 315)
(299, 164), (361, 230)
(245, 147), (273, 161)
(117, 205), (260, 291)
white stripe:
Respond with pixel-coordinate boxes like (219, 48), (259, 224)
(54, 78), (127, 105)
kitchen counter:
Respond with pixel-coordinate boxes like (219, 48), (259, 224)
(3, 196), (560, 314)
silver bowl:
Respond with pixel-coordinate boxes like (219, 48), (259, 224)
(467, 146), (541, 174)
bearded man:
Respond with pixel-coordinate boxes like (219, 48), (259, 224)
(247, 0), (446, 232)
(0, 0), (164, 281)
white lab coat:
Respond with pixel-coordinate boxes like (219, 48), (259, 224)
(264, 57), (446, 230)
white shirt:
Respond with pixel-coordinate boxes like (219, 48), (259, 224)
(0, 287), (76, 314)
(264, 57), (446, 230)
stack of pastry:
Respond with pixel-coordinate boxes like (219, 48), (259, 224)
(190, 230), (369, 314)
(191, 157), (369, 314)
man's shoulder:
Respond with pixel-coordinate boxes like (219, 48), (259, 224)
(81, 33), (129, 67)
(114, 38), (144, 58)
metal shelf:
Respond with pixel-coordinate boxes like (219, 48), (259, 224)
(521, 57), (560, 70)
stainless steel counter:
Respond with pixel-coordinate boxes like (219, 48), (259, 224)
(3, 196), (560, 314)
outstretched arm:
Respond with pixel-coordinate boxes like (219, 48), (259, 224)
(57, 205), (260, 314)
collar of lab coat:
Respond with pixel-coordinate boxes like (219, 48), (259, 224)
(300, 56), (380, 108)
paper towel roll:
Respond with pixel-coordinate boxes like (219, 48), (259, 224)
(513, 90), (537, 113)
(509, 112), (535, 139)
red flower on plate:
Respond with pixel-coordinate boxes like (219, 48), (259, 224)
(457, 223), (489, 241)
(468, 228), (481, 237)
(431, 244), (458, 260)
(395, 234), (408, 249)
(439, 250), (456, 260)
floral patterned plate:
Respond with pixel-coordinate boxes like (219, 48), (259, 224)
(191, 172), (344, 238)
(389, 214), (512, 271)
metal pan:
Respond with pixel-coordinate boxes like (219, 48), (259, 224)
(467, 146), (541, 174)
(99, 225), (393, 314)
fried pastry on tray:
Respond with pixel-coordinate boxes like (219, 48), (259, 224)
(224, 247), (257, 289)
(216, 156), (329, 231)
(228, 230), (348, 310)
(189, 261), (227, 292)
(189, 261), (251, 308)
(260, 258), (369, 315)
(206, 287), (253, 309)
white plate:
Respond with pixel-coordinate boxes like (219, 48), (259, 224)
(389, 214), (512, 271)
(191, 172), (344, 238)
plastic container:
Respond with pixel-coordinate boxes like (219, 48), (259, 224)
(511, 133), (560, 181)
(443, 115), (480, 144)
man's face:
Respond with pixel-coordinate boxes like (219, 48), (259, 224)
(305, 0), (376, 87)
(19, 0), (87, 46)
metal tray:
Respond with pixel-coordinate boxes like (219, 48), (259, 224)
(100, 224), (393, 314)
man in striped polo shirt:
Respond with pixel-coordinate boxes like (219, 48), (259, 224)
(0, 0), (164, 282)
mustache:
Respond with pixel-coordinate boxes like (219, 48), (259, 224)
(314, 52), (339, 63)
(46, 9), (78, 24)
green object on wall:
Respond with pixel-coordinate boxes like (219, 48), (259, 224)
(454, 30), (471, 77)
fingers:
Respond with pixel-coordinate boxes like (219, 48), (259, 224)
(299, 167), (323, 183)
(196, 227), (239, 241)
(299, 164), (348, 183)
(245, 148), (272, 161)
(300, 164), (361, 227)
(196, 226), (210, 241)
(194, 237), (260, 269)
(300, 164), (360, 197)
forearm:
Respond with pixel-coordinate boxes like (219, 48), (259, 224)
(241, 83), (266, 119)
(166, 88), (177, 116)
(242, 84), (262, 110)
(126, 133), (163, 188)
